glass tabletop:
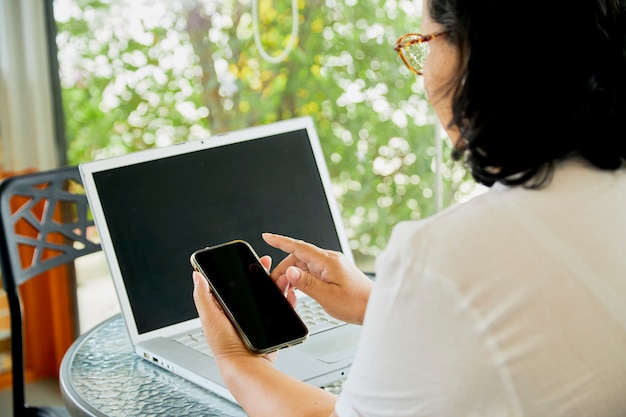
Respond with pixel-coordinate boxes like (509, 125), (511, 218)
(60, 314), (247, 417)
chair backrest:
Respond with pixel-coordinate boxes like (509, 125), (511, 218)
(0, 166), (101, 417)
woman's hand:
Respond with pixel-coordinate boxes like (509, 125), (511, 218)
(192, 254), (339, 416)
(263, 232), (373, 325)
(192, 255), (277, 365)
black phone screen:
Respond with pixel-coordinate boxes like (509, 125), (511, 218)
(191, 240), (308, 353)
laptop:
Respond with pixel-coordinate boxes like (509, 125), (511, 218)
(79, 116), (365, 403)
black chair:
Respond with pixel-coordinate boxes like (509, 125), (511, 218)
(0, 166), (101, 417)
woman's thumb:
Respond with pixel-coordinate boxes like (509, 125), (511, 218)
(286, 266), (317, 295)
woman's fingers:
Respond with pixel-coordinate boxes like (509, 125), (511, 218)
(259, 255), (272, 272)
(263, 233), (322, 265)
(193, 271), (222, 316)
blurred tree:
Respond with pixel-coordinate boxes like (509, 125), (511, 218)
(54, 0), (475, 266)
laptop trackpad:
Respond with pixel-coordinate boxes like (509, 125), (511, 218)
(296, 326), (362, 364)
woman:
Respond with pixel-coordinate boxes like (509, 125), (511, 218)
(193, 0), (626, 415)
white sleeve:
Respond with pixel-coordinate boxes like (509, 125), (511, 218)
(335, 222), (518, 417)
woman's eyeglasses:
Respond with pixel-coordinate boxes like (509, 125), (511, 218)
(394, 31), (449, 75)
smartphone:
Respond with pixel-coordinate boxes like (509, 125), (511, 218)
(190, 240), (309, 354)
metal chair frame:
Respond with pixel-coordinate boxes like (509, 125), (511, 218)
(0, 166), (101, 417)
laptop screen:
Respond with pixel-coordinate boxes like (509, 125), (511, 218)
(90, 127), (346, 334)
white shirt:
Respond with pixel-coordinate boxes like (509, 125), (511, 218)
(335, 158), (626, 417)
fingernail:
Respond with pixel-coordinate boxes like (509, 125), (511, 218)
(286, 266), (300, 282)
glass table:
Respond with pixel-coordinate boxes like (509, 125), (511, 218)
(60, 314), (247, 416)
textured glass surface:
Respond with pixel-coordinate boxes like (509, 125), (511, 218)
(66, 315), (247, 416)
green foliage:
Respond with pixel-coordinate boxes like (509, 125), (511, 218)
(54, 0), (475, 267)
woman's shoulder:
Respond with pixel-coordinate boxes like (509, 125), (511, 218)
(384, 157), (626, 264)
(387, 186), (503, 246)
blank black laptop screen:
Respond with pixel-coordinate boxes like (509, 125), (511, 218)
(92, 129), (343, 334)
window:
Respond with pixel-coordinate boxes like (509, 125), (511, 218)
(53, 0), (475, 268)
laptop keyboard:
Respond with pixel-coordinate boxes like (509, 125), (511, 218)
(175, 331), (213, 356)
(296, 297), (345, 335)
(175, 298), (344, 357)
(174, 299), (347, 393)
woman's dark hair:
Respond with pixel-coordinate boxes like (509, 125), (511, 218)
(429, 0), (626, 187)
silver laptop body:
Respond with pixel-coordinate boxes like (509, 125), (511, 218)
(79, 116), (362, 403)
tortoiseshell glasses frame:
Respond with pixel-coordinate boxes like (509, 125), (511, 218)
(394, 31), (450, 75)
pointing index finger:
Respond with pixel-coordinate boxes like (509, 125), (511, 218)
(262, 232), (322, 265)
